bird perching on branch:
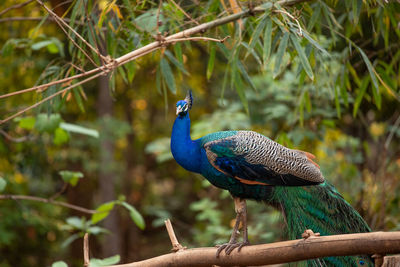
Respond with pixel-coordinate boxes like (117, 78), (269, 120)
(171, 91), (372, 266)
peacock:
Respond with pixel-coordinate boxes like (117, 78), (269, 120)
(170, 91), (373, 266)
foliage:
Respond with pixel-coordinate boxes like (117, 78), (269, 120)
(0, 0), (399, 266)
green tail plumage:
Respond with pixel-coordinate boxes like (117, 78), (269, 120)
(271, 182), (373, 266)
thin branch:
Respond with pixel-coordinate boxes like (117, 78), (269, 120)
(0, 0), (35, 17)
(35, 0), (108, 63)
(0, 129), (32, 142)
(0, 67), (101, 99)
(108, 231), (400, 267)
(0, 194), (96, 214)
(169, 0), (200, 25)
(0, 71), (105, 124)
(164, 219), (186, 252)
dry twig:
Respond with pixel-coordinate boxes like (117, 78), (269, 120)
(164, 219), (186, 252)
(0, 194), (97, 214)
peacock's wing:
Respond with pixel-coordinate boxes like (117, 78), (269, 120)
(202, 131), (324, 186)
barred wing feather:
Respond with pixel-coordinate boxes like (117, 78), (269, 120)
(203, 131), (324, 186)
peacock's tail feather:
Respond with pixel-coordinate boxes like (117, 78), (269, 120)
(270, 182), (373, 267)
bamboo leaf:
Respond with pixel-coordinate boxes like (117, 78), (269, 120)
(352, 0), (363, 24)
(173, 43), (183, 66)
(334, 85), (341, 118)
(356, 46), (381, 108)
(237, 60), (256, 91)
(233, 70), (249, 114)
(302, 31), (330, 56)
(263, 18), (272, 65)
(160, 57), (177, 94)
(60, 122), (99, 138)
(240, 42), (262, 66)
(290, 34), (314, 80)
(164, 50), (189, 75)
(248, 14), (268, 53)
(353, 77), (370, 117)
(273, 31), (289, 78)
(207, 42), (216, 80)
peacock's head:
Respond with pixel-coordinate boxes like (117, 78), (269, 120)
(176, 90), (192, 117)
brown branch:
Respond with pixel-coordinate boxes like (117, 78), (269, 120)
(108, 232), (400, 267)
(0, 0), (35, 17)
(0, 194), (96, 214)
(0, 71), (105, 124)
(0, 129), (32, 142)
(164, 219), (186, 252)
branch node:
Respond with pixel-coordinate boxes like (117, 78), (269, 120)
(164, 219), (186, 252)
(220, 36), (231, 43)
(302, 229), (320, 239)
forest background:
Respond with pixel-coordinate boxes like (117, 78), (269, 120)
(0, 0), (399, 266)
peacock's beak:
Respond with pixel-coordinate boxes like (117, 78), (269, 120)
(176, 106), (183, 115)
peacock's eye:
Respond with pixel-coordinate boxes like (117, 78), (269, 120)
(359, 260), (365, 265)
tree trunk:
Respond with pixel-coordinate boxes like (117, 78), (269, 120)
(97, 67), (121, 258)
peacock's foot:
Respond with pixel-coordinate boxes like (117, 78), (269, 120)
(215, 241), (250, 257)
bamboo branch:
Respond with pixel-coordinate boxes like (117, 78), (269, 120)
(0, 194), (97, 214)
(107, 231), (400, 267)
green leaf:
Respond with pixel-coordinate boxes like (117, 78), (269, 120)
(232, 67), (249, 114)
(352, 0), (363, 24)
(53, 127), (69, 145)
(237, 61), (256, 91)
(18, 117), (36, 130)
(353, 77), (370, 117)
(66, 217), (86, 230)
(120, 202), (145, 230)
(72, 87), (86, 113)
(290, 34), (314, 80)
(59, 170), (84, 186)
(263, 18), (273, 65)
(302, 31), (330, 56)
(60, 122), (99, 138)
(61, 233), (80, 249)
(0, 177), (6, 192)
(207, 42), (216, 80)
(52, 261), (68, 267)
(164, 50), (188, 75)
(89, 255), (120, 267)
(173, 43), (183, 66)
(91, 201), (115, 224)
(356, 46), (381, 108)
(160, 57), (177, 94)
(273, 31), (289, 78)
(34, 113), (62, 133)
(334, 85), (341, 118)
(248, 14), (267, 53)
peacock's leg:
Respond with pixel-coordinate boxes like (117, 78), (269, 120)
(216, 197), (250, 257)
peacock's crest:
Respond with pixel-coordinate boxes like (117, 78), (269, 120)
(175, 90), (193, 117)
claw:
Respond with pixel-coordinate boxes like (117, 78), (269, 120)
(215, 241), (251, 257)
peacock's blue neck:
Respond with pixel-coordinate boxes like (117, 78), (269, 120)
(171, 113), (201, 173)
